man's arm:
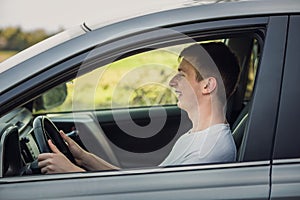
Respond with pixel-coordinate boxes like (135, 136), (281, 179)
(80, 151), (119, 171)
(38, 131), (119, 174)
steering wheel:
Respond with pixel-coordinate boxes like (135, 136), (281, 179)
(33, 116), (76, 164)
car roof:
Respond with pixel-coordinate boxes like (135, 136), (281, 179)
(2, 0), (299, 71)
(0, 0), (299, 94)
(86, 0), (300, 31)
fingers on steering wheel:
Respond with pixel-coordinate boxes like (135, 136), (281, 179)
(48, 139), (60, 153)
(59, 130), (72, 145)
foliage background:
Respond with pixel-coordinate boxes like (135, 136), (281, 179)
(0, 27), (54, 62)
(0, 27), (52, 51)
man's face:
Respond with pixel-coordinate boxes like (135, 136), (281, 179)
(169, 59), (205, 111)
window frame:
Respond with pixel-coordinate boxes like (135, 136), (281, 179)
(33, 18), (268, 114)
(25, 16), (280, 164)
(27, 16), (279, 164)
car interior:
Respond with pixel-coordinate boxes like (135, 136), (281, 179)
(0, 31), (262, 177)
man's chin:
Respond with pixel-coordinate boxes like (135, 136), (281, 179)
(177, 100), (192, 112)
(177, 101), (184, 110)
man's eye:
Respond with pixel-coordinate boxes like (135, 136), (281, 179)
(174, 73), (185, 80)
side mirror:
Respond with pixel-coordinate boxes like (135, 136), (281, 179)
(33, 84), (67, 111)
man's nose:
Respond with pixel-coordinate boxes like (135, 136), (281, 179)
(169, 75), (177, 88)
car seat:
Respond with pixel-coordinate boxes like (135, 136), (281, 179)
(231, 101), (251, 161)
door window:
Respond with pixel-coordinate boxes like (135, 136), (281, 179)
(34, 37), (259, 115)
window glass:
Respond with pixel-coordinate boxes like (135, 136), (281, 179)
(34, 37), (259, 116)
(34, 45), (188, 113)
(73, 49), (179, 110)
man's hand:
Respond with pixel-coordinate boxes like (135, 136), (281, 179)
(38, 139), (85, 174)
(38, 130), (119, 173)
(58, 130), (88, 166)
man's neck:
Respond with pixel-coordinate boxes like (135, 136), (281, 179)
(188, 100), (226, 132)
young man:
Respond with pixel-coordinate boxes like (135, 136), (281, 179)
(159, 42), (240, 166)
(38, 42), (240, 174)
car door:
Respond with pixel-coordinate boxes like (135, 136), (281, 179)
(0, 15), (288, 200)
(270, 15), (300, 199)
(42, 16), (270, 169)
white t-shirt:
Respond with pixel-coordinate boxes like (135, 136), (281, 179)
(159, 124), (236, 166)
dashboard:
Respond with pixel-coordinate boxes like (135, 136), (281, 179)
(0, 107), (85, 176)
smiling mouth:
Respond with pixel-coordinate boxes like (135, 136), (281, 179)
(175, 90), (182, 98)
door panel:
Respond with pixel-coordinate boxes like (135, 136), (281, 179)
(0, 163), (270, 200)
(271, 160), (300, 199)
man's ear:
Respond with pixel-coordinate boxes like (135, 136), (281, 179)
(202, 77), (217, 95)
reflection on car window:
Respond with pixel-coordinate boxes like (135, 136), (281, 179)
(36, 46), (187, 113)
(34, 37), (260, 117)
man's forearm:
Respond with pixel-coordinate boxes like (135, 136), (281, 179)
(81, 152), (120, 171)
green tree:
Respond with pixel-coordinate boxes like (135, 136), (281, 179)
(0, 27), (52, 51)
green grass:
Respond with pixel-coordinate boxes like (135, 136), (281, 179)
(0, 51), (17, 62)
